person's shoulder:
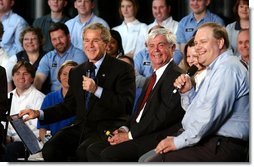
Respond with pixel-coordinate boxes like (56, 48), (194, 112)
(65, 16), (77, 25)
(9, 11), (27, 23)
(33, 14), (50, 25)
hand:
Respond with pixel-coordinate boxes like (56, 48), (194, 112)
(108, 130), (129, 145)
(155, 136), (176, 154)
(82, 75), (97, 93)
(173, 74), (193, 93)
(19, 109), (40, 122)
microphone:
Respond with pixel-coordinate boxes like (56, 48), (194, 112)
(173, 65), (198, 94)
(86, 62), (94, 78)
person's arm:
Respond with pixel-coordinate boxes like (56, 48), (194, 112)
(34, 72), (47, 90)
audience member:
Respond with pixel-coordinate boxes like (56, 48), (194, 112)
(113, 0), (148, 58)
(0, 21), (9, 70)
(106, 29), (124, 58)
(181, 37), (206, 92)
(65, 0), (109, 51)
(176, 0), (224, 54)
(0, 66), (7, 160)
(33, 0), (69, 52)
(140, 22), (249, 162)
(4, 61), (45, 162)
(5, 26), (46, 92)
(37, 60), (78, 143)
(0, 0), (28, 56)
(86, 28), (185, 162)
(19, 23), (136, 162)
(226, 0), (249, 57)
(34, 22), (87, 92)
(148, 0), (178, 34)
(237, 29), (249, 69)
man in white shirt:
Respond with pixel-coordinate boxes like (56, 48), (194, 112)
(4, 61), (45, 161)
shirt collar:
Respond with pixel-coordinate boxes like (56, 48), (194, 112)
(154, 58), (173, 83)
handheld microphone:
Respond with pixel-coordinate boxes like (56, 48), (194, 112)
(86, 62), (94, 78)
(173, 65), (198, 94)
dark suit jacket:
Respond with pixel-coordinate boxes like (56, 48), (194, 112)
(0, 66), (7, 116)
(40, 55), (136, 135)
(130, 61), (185, 139)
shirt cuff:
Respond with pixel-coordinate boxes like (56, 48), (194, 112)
(94, 86), (102, 98)
(38, 110), (44, 120)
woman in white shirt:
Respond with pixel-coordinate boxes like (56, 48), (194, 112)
(113, 0), (148, 58)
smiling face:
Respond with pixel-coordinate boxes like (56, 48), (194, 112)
(50, 29), (70, 54)
(194, 26), (223, 66)
(186, 46), (204, 71)
(22, 32), (40, 53)
(147, 34), (174, 70)
(189, 0), (210, 14)
(83, 29), (107, 63)
(74, 0), (94, 16)
(152, 0), (170, 23)
(12, 66), (34, 92)
(48, 0), (67, 13)
(237, 30), (249, 62)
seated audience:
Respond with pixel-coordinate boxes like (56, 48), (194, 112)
(5, 27), (46, 92)
(65, 0), (109, 51)
(85, 28), (185, 162)
(4, 61), (45, 162)
(37, 61), (78, 142)
(226, 0), (249, 57)
(113, 0), (148, 58)
(34, 22), (87, 92)
(237, 29), (249, 70)
(106, 30), (124, 58)
(33, 0), (69, 52)
(140, 23), (249, 162)
(180, 37), (206, 92)
(176, 0), (224, 55)
(0, 0), (28, 56)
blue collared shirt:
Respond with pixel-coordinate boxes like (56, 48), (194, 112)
(37, 44), (87, 91)
(174, 50), (249, 150)
(0, 10), (28, 56)
(176, 10), (224, 44)
(65, 13), (109, 50)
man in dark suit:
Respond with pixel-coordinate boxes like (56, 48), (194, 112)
(0, 66), (7, 159)
(86, 28), (185, 161)
(19, 23), (136, 161)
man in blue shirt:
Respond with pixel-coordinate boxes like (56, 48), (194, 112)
(33, 0), (69, 52)
(176, 0), (224, 55)
(140, 22), (249, 162)
(0, 0), (28, 56)
(65, 0), (109, 51)
(34, 22), (87, 92)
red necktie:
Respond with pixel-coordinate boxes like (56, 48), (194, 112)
(137, 72), (156, 113)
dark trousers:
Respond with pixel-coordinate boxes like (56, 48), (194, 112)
(4, 141), (29, 162)
(87, 134), (161, 162)
(148, 136), (249, 162)
(42, 124), (102, 162)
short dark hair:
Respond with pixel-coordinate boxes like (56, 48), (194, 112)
(12, 60), (36, 78)
(49, 22), (70, 36)
(118, 55), (134, 67)
(233, 0), (249, 22)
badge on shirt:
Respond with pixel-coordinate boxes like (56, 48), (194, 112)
(52, 63), (57, 67)
(143, 61), (151, 66)
(185, 28), (194, 32)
